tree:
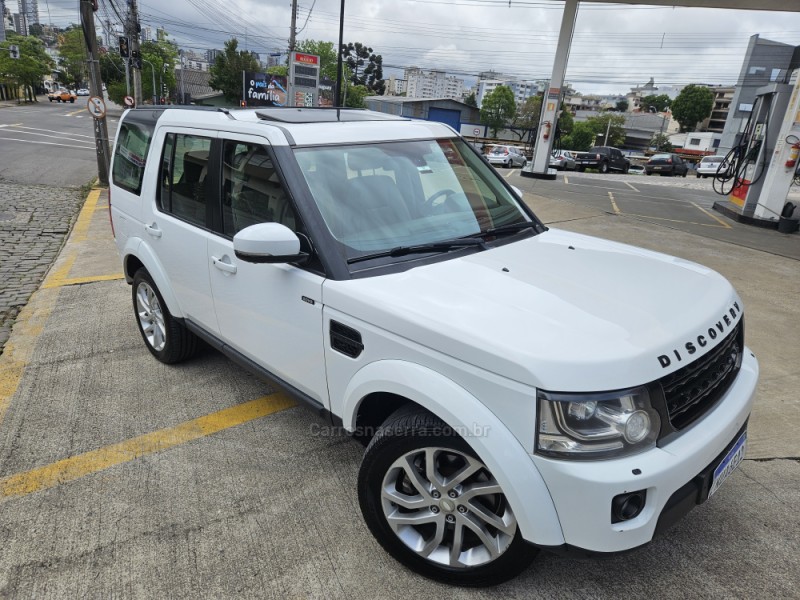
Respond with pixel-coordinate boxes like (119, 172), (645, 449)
(208, 38), (259, 103)
(650, 132), (673, 152)
(515, 95), (542, 131)
(56, 26), (89, 89)
(295, 39), (337, 82)
(558, 105), (574, 136)
(640, 93), (671, 113)
(0, 34), (54, 101)
(561, 121), (595, 151)
(615, 99), (629, 112)
(464, 91), (477, 108)
(139, 39), (179, 103)
(341, 42), (384, 95)
(344, 84), (369, 108)
(585, 112), (626, 147)
(671, 84), (714, 132)
(480, 85), (516, 137)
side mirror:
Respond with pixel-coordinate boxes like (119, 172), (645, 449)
(233, 222), (309, 264)
(510, 185), (523, 198)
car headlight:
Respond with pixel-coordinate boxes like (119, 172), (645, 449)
(536, 385), (660, 459)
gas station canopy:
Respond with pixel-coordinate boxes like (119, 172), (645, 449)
(573, 0), (800, 11)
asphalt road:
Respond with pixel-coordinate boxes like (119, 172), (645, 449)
(0, 124), (798, 596)
(0, 98), (118, 187)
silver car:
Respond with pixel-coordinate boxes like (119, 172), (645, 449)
(696, 155), (730, 179)
(549, 150), (576, 171)
(487, 145), (527, 168)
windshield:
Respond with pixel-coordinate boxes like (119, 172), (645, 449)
(293, 138), (534, 261)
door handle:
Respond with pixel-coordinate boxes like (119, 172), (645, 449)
(144, 223), (162, 238)
(211, 255), (237, 274)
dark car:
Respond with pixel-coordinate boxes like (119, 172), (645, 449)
(574, 146), (630, 173)
(645, 153), (689, 177)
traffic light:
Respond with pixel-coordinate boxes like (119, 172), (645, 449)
(9, 45), (19, 59)
(130, 50), (141, 70)
(119, 36), (129, 58)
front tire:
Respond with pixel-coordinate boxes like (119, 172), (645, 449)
(598, 161), (609, 174)
(358, 407), (537, 586)
(132, 268), (198, 364)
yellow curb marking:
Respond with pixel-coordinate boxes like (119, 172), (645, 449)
(0, 188), (108, 427)
(609, 192), (621, 215)
(0, 393), (296, 500)
(691, 201), (732, 229)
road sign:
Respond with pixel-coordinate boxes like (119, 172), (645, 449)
(123, 96), (135, 107)
(9, 45), (19, 59)
(87, 96), (106, 119)
(473, 127), (480, 136)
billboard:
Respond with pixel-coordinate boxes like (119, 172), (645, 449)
(243, 72), (288, 107)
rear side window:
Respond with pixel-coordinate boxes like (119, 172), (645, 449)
(112, 120), (154, 194)
(158, 133), (213, 228)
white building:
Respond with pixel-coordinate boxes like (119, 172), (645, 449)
(0, 0), (7, 42)
(404, 68), (464, 100)
(668, 131), (722, 153)
(474, 72), (540, 108)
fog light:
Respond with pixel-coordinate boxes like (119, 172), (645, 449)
(623, 410), (651, 444)
(611, 490), (647, 523)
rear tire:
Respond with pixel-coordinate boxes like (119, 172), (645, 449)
(358, 406), (538, 586)
(132, 268), (198, 364)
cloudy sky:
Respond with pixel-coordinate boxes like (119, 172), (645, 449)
(35, 0), (800, 94)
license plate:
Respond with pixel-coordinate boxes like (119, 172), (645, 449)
(708, 431), (747, 498)
(653, 166), (663, 170)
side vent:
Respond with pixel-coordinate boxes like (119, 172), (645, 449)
(330, 321), (364, 358)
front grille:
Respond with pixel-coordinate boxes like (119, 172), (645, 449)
(659, 320), (743, 430)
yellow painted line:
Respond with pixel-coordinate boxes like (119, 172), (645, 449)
(0, 393), (296, 500)
(66, 108), (84, 116)
(564, 175), (569, 184)
(44, 273), (125, 288)
(70, 187), (102, 243)
(504, 169), (515, 179)
(609, 192), (621, 215)
(691, 201), (732, 229)
(624, 181), (640, 192)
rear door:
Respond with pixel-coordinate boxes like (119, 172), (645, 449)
(146, 128), (220, 333)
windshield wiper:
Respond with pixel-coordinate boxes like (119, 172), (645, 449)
(480, 221), (539, 238)
(347, 237), (485, 265)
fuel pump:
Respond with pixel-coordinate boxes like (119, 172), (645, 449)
(713, 82), (791, 216)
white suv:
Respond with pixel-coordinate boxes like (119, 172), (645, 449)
(110, 107), (757, 586)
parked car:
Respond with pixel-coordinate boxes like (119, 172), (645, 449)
(109, 106), (757, 586)
(645, 153), (689, 177)
(487, 145), (527, 168)
(628, 164), (645, 175)
(48, 89), (77, 103)
(574, 146), (630, 173)
(696, 155), (731, 179)
(549, 150), (576, 171)
(76, 88), (91, 96)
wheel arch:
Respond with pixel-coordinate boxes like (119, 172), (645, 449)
(342, 359), (564, 545)
(121, 239), (185, 319)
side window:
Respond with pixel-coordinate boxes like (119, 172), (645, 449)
(221, 141), (297, 237)
(158, 133), (213, 228)
(112, 119), (154, 194)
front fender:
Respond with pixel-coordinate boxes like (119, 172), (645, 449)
(342, 359), (564, 546)
(121, 236), (184, 319)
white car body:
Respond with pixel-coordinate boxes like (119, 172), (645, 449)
(696, 155), (730, 178)
(487, 145), (527, 168)
(109, 108), (757, 579)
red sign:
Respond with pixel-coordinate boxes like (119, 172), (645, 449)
(730, 178), (750, 207)
(293, 52), (319, 65)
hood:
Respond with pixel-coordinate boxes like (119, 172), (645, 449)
(323, 229), (743, 391)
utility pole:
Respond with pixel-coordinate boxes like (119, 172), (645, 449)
(128, 0), (143, 105)
(288, 0), (298, 53)
(79, 0), (110, 185)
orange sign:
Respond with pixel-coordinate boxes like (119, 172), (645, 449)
(294, 53), (319, 65)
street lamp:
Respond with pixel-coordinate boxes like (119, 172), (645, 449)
(142, 59), (157, 104)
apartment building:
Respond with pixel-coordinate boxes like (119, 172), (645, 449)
(404, 67), (464, 100)
(474, 72), (540, 107)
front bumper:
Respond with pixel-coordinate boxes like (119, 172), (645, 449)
(528, 349), (758, 553)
